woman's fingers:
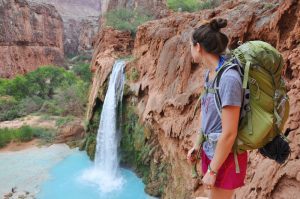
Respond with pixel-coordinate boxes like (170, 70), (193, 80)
(201, 173), (215, 190)
(187, 148), (195, 159)
(203, 182), (213, 190)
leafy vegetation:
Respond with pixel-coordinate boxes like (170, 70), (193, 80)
(119, 104), (151, 182)
(0, 125), (55, 148)
(0, 64), (91, 121)
(263, 2), (277, 10)
(80, 102), (102, 160)
(105, 8), (153, 34)
(71, 62), (92, 83)
(128, 67), (140, 82)
(167, 0), (220, 12)
(55, 115), (75, 127)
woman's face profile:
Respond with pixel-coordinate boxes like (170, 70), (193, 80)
(190, 37), (201, 64)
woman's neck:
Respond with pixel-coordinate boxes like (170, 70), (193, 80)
(204, 53), (220, 71)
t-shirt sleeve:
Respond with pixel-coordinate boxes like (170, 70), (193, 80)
(219, 72), (243, 108)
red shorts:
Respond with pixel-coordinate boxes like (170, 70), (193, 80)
(201, 149), (248, 190)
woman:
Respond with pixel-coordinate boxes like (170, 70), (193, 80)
(187, 18), (248, 199)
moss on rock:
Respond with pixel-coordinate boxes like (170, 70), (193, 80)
(120, 101), (170, 197)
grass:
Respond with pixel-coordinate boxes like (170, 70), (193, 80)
(55, 115), (75, 127)
(263, 3), (277, 10)
(0, 125), (56, 148)
(167, 0), (220, 12)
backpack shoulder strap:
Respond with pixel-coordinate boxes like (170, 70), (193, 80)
(212, 62), (241, 116)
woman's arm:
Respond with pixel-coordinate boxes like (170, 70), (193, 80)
(201, 105), (240, 188)
(209, 105), (240, 172)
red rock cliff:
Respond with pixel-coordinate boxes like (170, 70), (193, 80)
(0, 0), (64, 78)
(87, 0), (300, 198)
(29, 0), (100, 56)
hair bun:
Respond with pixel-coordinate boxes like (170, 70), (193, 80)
(209, 18), (227, 31)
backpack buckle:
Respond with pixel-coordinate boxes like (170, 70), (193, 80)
(249, 77), (256, 85)
(274, 90), (280, 99)
(245, 104), (251, 112)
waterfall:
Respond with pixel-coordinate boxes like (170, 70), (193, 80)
(81, 60), (126, 192)
(94, 59), (125, 175)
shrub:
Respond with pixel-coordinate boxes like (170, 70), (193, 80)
(53, 81), (88, 117)
(105, 8), (153, 34)
(14, 125), (33, 142)
(0, 96), (20, 121)
(129, 67), (140, 82)
(32, 127), (56, 143)
(0, 95), (43, 121)
(0, 126), (56, 148)
(17, 96), (44, 116)
(55, 116), (75, 127)
(85, 134), (96, 160)
(71, 62), (92, 83)
(167, 0), (220, 12)
(263, 3), (277, 10)
(0, 129), (11, 147)
(0, 76), (29, 100)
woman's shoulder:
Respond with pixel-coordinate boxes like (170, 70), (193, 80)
(220, 66), (242, 84)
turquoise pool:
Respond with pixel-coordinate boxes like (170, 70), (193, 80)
(0, 145), (155, 199)
(38, 149), (153, 199)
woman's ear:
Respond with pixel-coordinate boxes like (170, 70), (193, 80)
(196, 43), (203, 57)
(196, 43), (201, 52)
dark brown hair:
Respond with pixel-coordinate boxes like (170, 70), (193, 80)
(191, 18), (229, 55)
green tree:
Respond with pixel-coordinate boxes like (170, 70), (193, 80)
(25, 66), (78, 99)
(0, 75), (29, 100)
(72, 62), (92, 83)
(52, 80), (88, 116)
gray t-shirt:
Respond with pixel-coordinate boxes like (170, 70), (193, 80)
(201, 67), (243, 160)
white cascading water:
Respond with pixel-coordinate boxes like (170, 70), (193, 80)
(94, 60), (125, 176)
(81, 60), (126, 192)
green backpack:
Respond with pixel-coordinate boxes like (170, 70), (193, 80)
(209, 40), (290, 172)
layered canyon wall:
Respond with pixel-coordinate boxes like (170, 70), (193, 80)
(0, 0), (64, 78)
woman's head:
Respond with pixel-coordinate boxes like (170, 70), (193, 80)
(190, 18), (229, 64)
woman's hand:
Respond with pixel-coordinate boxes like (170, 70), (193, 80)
(202, 171), (217, 190)
(187, 147), (196, 164)
(187, 132), (203, 164)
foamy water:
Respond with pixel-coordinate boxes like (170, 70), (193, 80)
(80, 167), (125, 193)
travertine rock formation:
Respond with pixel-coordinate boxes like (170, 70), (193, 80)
(0, 0), (64, 78)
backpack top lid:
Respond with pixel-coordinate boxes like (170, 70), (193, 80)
(232, 40), (284, 89)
